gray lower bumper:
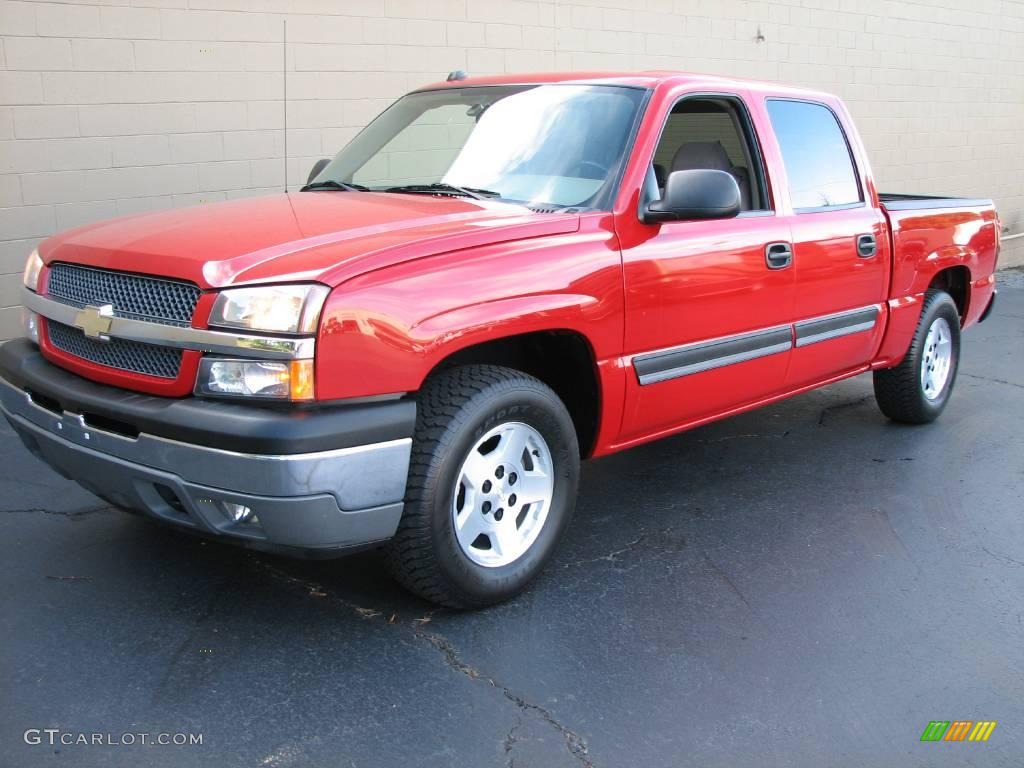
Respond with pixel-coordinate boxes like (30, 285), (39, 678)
(0, 378), (411, 553)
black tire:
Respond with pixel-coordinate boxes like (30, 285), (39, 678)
(384, 364), (580, 609)
(873, 290), (961, 424)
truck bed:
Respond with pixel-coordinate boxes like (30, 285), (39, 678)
(880, 193), (999, 325)
(879, 192), (994, 211)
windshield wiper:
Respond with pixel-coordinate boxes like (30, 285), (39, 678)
(300, 179), (369, 192)
(383, 183), (500, 200)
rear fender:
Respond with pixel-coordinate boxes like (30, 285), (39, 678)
(903, 245), (974, 298)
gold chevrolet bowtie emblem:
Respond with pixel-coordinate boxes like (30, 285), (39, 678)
(73, 304), (114, 340)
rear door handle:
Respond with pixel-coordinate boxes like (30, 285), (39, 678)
(856, 233), (877, 258)
(765, 242), (793, 270)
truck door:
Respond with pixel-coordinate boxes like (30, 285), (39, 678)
(764, 98), (891, 388)
(616, 91), (796, 445)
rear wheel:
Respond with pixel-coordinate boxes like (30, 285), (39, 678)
(873, 290), (960, 424)
(385, 365), (579, 608)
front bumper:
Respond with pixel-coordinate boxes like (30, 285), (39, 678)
(0, 340), (414, 556)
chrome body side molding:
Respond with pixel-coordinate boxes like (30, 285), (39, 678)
(632, 304), (882, 385)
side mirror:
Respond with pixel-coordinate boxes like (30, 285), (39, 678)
(644, 169), (741, 223)
(307, 158), (330, 185)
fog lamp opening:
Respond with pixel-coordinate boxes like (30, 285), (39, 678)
(22, 309), (39, 345)
(219, 502), (256, 525)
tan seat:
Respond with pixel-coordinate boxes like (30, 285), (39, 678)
(670, 141), (751, 210)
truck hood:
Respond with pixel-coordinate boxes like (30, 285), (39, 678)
(39, 192), (581, 289)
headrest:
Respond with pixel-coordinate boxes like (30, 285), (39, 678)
(671, 141), (733, 172)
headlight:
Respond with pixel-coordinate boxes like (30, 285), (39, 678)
(195, 358), (315, 401)
(22, 249), (43, 292)
(209, 284), (329, 335)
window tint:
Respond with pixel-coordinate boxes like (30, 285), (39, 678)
(766, 100), (862, 210)
(323, 84), (646, 209)
(352, 103), (475, 188)
(650, 97), (767, 211)
(654, 111), (745, 171)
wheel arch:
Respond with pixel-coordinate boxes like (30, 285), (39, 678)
(422, 329), (602, 458)
(927, 265), (971, 322)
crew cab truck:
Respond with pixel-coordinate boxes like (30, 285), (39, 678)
(1, 72), (999, 608)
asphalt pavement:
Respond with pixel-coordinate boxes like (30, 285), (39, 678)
(2, 272), (1023, 768)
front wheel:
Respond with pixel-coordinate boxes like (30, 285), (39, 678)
(385, 365), (579, 608)
(873, 290), (961, 424)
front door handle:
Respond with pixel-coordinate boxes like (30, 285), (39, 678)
(856, 233), (877, 258)
(765, 241), (793, 270)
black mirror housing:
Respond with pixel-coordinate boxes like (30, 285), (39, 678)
(644, 169), (742, 223)
(307, 158), (330, 185)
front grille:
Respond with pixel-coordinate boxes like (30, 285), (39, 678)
(47, 263), (200, 328)
(48, 321), (183, 379)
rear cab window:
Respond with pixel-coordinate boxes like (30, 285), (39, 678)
(766, 99), (863, 212)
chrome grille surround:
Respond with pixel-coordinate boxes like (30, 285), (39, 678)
(23, 287), (316, 364)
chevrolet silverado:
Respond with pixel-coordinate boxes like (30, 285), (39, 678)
(0, 72), (1000, 608)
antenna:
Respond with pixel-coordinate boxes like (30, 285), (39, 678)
(283, 19), (288, 192)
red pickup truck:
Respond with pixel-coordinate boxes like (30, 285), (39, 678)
(1, 72), (1000, 608)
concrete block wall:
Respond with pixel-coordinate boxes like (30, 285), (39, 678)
(1, 0), (1022, 339)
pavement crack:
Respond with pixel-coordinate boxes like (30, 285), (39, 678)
(5, 477), (65, 491)
(501, 685), (593, 768)
(562, 527), (685, 571)
(981, 546), (1024, 568)
(562, 533), (647, 569)
(702, 552), (752, 611)
(252, 560), (595, 767)
(817, 396), (873, 426)
(417, 631), (594, 768)
(503, 717), (523, 768)
(961, 373), (1024, 390)
(2, 504), (110, 518)
(252, 559), (389, 619)
(415, 630), (494, 682)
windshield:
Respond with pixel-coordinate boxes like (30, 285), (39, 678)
(311, 84), (646, 209)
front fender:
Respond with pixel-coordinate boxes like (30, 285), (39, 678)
(314, 215), (624, 401)
(412, 293), (599, 344)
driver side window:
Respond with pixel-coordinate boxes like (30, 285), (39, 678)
(650, 96), (770, 212)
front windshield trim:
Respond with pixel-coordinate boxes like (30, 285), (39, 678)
(314, 83), (654, 213)
(593, 85), (653, 212)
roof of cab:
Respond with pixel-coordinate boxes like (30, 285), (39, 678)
(417, 71), (667, 90)
(415, 70), (838, 104)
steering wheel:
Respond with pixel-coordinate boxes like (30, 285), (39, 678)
(576, 160), (610, 179)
